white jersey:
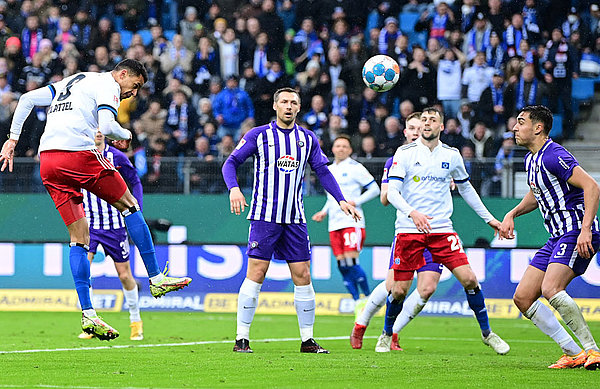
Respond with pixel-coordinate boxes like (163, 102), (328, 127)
(388, 139), (469, 233)
(324, 158), (376, 231)
(39, 72), (121, 152)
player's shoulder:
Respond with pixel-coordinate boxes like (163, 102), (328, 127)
(440, 142), (460, 154)
(399, 142), (418, 151)
(245, 122), (273, 138)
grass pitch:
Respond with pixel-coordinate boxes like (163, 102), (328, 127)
(1, 311), (599, 388)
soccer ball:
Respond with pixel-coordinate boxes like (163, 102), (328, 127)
(362, 55), (400, 92)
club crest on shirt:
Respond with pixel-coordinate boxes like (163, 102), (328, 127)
(394, 257), (401, 265)
(297, 140), (305, 147)
(277, 155), (300, 173)
(441, 162), (449, 169)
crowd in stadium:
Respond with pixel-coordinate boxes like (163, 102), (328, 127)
(0, 0), (598, 191)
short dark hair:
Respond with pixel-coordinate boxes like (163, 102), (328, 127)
(421, 106), (444, 123)
(333, 134), (352, 149)
(520, 105), (553, 135)
(406, 111), (421, 123)
(274, 87), (300, 103)
(113, 59), (148, 84)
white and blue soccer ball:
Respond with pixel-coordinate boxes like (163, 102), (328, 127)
(362, 55), (400, 92)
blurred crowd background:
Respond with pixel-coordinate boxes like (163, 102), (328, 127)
(1, 0), (599, 195)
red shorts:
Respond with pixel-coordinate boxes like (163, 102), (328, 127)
(392, 232), (469, 281)
(329, 227), (366, 257)
(39, 149), (128, 225)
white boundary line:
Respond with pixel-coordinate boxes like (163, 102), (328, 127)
(0, 335), (554, 355)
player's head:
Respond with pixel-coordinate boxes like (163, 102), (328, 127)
(404, 112), (422, 143)
(112, 59), (148, 100)
(420, 107), (444, 141)
(332, 134), (353, 161)
(273, 87), (301, 127)
(94, 130), (105, 147)
(513, 105), (553, 146)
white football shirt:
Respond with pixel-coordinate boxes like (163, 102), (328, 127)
(324, 157), (376, 231)
(388, 139), (469, 233)
(39, 72), (121, 152)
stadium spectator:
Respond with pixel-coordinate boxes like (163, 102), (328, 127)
(17, 52), (50, 93)
(289, 17), (322, 72)
(400, 46), (435, 111)
(132, 99), (168, 148)
(485, 0), (508, 36)
(21, 14), (44, 62)
(358, 134), (381, 159)
(351, 117), (373, 152)
(180, 6), (201, 52)
(476, 69), (507, 131)
(191, 37), (220, 98)
(437, 47), (466, 120)
(217, 28), (240, 80)
(164, 90), (198, 155)
(562, 7), (592, 49)
(440, 118), (467, 151)
(505, 64), (546, 118)
(115, 0), (146, 32)
(415, 1), (456, 44)
(160, 34), (193, 84)
(379, 116), (403, 157)
(486, 31), (505, 69)
(462, 51), (494, 104)
(522, 0), (542, 45)
(302, 93), (328, 138)
(463, 12), (492, 62)
(258, 0), (285, 53)
(212, 75), (254, 139)
(378, 16), (400, 55)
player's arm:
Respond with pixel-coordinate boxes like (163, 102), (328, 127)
(380, 182), (389, 206)
(0, 86), (54, 172)
(98, 109), (132, 141)
(221, 132), (258, 215)
(312, 196), (334, 222)
(456, 180), (500, 233)
(116, 151), (144, 210)
(353, 165), (380, 206)
(500, 190), (538, 239)
(567, 166), (600, 258)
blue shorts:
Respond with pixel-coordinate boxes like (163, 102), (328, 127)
(530, 230), (600, 276)
(89, 227), (130, 263)
(247, 220), (311, 262)
(388, 239), (442, 273)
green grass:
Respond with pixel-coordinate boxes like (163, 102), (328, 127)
(1, 312), (599, 388)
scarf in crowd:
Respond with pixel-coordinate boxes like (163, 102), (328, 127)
(170, 47), (188, 80)
(562, 19), (580, 39)
(21, 28), (43, 59)
(516, 76), (537, 110)
(522, 6), (540, 31)
(505, 25), (527, 57)
(265, 68), (282, 83)
(491, 83), (504, 123)
(72, 23), (92, 47)
(293, 29), (318, 50)
(430, 13), (448, 39)
(486, 45), (505, 69)
(168, 101), (189, 141)
(331, 94), (348, 117)
(468, 28), (491, 57)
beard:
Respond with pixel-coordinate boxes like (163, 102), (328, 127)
(422, 131), (438, 141)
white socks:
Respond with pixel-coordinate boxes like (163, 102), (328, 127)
(548, 290), (598, 352)
(294, 283), (316, 342)
(356, 281), (388, 326)
(236, 278), (262, 340)
(123, 287), (141, 323)
(524, 299), (582, 356)
(149, 273), (165, 284)
(393, 289), (428, 334)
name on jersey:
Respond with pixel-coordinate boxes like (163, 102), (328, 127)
(48, 101), (73, 114)
(277, 155), (300, 173)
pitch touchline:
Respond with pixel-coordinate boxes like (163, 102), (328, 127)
(0, 335), (554, 354)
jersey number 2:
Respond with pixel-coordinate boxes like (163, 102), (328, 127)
(447, 235), (465, 253)
(57, 74), (86, 101)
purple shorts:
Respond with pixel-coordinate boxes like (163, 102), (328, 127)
(530, 231), (600, 276)
(89, 227), (130, 263)
(388, 239), (442, 273)
(247, 220), (311, 262)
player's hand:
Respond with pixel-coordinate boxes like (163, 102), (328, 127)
(112, 138), (131, 151)
(499, 214), (515, 239)
(339, 200), (361, 222)
(577, 228), (594, 259)
(347, 200), (356, 206)
(311, 210), (327, 222)
(409, 210), (433, 233)
(487, 219), (502, 238)
(0, 139), (17, 172)
(229, 187), (248, 215)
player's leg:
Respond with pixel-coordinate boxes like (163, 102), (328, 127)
(350, 228), (370, 297)
(284, 223), (328, 353)
(330, 229), (361, 301)
(375, 276), (411, 352)
(114, 259), (143, 341)
(393, 269), (441, 335)
(78, 241), (99, 339)
(351, 270), (392, 349)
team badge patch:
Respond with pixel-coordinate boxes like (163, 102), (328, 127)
(441, 162), (449, 169)
(297, 140), (305, 147)
(394, 257), (401, 265)
(250, 241), (259, 249)
(277, 155), (300, 173)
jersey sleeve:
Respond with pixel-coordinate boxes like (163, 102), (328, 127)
(355, 163), (376, 187)
(229, 127), (260, 163)
(451, 151), (470, 183)
(388, 150), (407, 182)
(381, 157), (394, 184)
(47, 76), (72, 101)
(95, 77), (120, 120)
(543, 146), (579, 182)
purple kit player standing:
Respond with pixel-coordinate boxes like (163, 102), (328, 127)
(501, 105), (600, 369)
(222, 87), (360, 353)
(79, 131), (144, 341)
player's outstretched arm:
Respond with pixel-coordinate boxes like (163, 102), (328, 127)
(500, 190), (538, 239)
(567, 166), (600, 258)
(98, 109), (132, 141)
(339, 200), (361, 222)
(0, 139), (17, 172)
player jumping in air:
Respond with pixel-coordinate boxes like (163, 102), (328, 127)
(222, 87), (360, 353)
(500, 105), (600, 369)
(0, 59), (191, 340)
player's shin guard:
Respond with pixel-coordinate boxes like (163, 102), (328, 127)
(465, 285), (491, 337)
(384, 293), (404, 336)
(393, 290), (428, 334)
(524, 300), (582, 356)
(69, 243), (92, 310)
(356, 281), (388, 326)
(294, 283), (316, 342)
(123, 206), (160, 278)
(337, 261), (360, 300)
(237, 278), (262, 340)
(549, 291), (599, 352)
(123, 286), (141, 323)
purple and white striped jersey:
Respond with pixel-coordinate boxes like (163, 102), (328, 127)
(82, 144), (143, 230)
(525, 139), (599, 237)
(226, 121), (330, 224)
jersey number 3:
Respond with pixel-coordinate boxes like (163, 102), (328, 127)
(57, 74), (86, 102)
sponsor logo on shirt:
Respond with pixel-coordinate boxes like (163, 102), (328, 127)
(277, 155), (300, 173)
(235, 139), (246, 150)
(413, 175), (446, 183)
(530, 182), (541, 195)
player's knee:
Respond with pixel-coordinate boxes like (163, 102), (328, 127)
(460, 275), (478, 290)
(540, 283), (563, 301)
(118, 273), (131, 284)
(418, 284), (437, 300)
(391, 283), (408, 299)
(513, 291), (533, 313)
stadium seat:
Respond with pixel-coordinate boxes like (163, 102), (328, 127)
(400, 12), (420, 34)
(164, 29), (176, 41)
(137, 29), (153, 46)
(572, 78), (595, 102)
(120, 30), (133, 49)
(549, 113), (563, 138)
